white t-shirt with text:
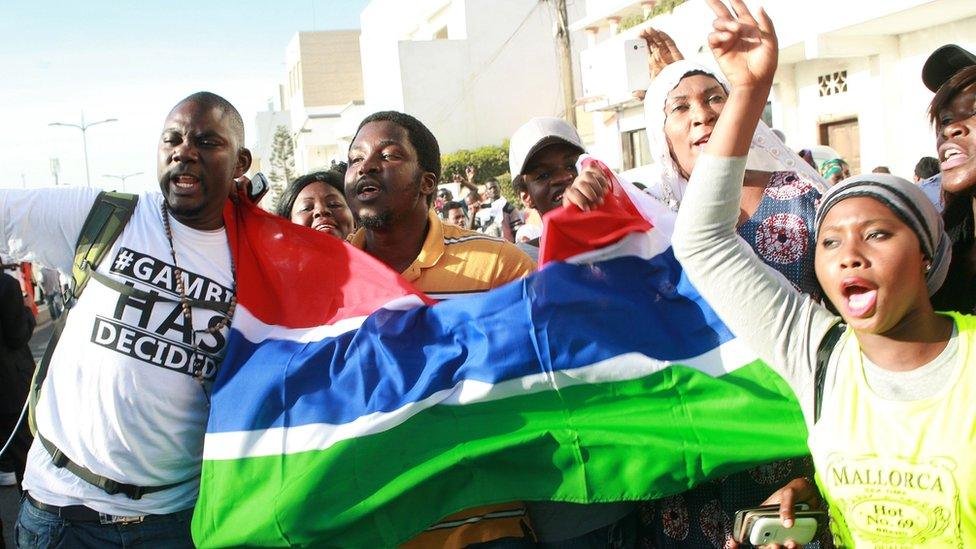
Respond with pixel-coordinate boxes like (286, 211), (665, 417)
(0, 187), (234, 515)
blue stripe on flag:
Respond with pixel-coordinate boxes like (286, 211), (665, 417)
(209, 248), (736, 433)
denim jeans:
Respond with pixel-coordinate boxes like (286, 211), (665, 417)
(15, 496), (193, 549)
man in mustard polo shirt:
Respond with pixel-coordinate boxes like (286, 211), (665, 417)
(344, 110), (536, 547)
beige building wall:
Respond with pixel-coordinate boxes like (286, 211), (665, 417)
(292, 31), (364, 108)
(280, 29), (368, 174)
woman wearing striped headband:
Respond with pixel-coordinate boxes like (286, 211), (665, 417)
(673, 1), (973, 547)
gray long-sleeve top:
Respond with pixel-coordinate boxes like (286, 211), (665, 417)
(671, 154), (842, 430)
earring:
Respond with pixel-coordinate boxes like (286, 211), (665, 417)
(924, 262), (932, 273)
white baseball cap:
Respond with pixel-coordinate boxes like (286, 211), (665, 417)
(508, 117), (585, 178)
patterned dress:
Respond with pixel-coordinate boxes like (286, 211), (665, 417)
(638, 170), (831, 548)
(737, 170), (822, 302)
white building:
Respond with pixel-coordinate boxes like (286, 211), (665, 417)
(282, 30), (367, 174)
(359, 0), (585, 155)
(573, 0), (976, 181)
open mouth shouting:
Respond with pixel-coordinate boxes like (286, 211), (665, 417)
(940, 142), (970, 172)
(354, 178), (382, 202)
(170, 173), (202, 195)
(693, 133), (711, 152)
(551, 186), (567, 205)
(841, 277), (878, 319)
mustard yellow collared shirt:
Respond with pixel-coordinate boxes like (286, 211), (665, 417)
(349, 209), (535, 300)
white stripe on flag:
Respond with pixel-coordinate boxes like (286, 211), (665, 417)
(232, 295), (427, 344)
(203, 338), (759, 460)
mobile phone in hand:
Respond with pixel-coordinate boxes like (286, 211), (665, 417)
(748, 513), (824, 546)
(248, 172), (269, 204)
(733, 504), (818, 543)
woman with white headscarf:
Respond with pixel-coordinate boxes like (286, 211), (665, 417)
(565, 56), (831, 549)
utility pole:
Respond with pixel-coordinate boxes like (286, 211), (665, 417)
(49, 112), (118, 188)
(50, 158), (60, 186)
(553, 0), (576, 126)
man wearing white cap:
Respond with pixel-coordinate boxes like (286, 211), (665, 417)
(508, 117), (586, 262)
(508, 117), (638, 546)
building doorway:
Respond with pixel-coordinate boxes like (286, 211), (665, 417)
(819, 118), (861, 175)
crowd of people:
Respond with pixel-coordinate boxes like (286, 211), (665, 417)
(0, 0), (974, 547)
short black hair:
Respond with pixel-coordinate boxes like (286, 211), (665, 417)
(915, 156), (941, 180)
(439, 200), (465, 219)
(274, 162), (347, 218)
(929, 65), (976, 127)
(174, 91), (245, 147)
(352, 111), (441, 206)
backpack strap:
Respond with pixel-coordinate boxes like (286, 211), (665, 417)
(30, 191), (138, 436)
(37, 433), (197, 500)
(27, 192), (217, 500)
(66, 191), (140, 305)
(814, 322), (846, 424)
(30, 192), (220, 498)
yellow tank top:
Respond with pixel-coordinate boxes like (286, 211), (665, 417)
(809, 312), (976, 548)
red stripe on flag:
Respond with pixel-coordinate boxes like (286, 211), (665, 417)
(222, 192), (430, 329)
(539, 157), (653, 265)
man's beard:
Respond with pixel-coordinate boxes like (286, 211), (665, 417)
(161, 170), (209, 221)
(355, 173), (424, 231)
(166, 199), (207, 220)
(359, 211), (393, 230)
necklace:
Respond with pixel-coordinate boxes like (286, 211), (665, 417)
(161, 201), (237, 384)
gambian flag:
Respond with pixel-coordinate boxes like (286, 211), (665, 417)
(192, 159), (809, 547)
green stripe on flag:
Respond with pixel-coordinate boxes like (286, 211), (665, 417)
(193, 362), (808, 547)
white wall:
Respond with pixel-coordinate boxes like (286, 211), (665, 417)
(359, 0), (414, 110)
(361, 0), (572, 155)
(776, 15), (976, 178)
(401, 0), (565, 152)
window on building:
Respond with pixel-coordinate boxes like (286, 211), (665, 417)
(818, 70), (848, 97)
(621, 128), (651, 171)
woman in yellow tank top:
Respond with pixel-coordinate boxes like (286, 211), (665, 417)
(668, 1), (976, 547)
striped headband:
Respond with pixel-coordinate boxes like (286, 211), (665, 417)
(815, 174), (951, 295)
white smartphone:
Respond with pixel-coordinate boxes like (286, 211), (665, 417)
(732, 503), (810, 542)
(749, 516), (819, 546)
(623, 38), (651, 92)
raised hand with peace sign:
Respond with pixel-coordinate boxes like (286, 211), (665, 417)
(705, 0), (778, 90)
(698, 0), (779, 159)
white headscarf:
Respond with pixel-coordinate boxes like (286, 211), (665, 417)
(642, 61), (827, 210)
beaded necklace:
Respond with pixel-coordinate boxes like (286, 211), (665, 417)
(160, 201), (237, 384)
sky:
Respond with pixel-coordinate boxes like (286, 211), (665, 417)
(0, 0), (370, 192)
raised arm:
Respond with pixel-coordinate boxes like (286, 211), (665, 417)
(0, 187), (101, 272)
(701, 0), (777, 157)
(671, 0), (837, 420)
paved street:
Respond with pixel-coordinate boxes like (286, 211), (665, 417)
(1, 306), (54, 547)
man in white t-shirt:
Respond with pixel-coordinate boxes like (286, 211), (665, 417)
(0, 91), (250, 547)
